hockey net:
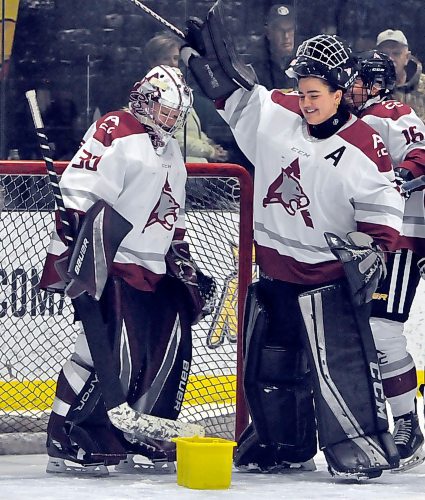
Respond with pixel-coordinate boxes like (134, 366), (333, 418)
(0, 161), (253, 452)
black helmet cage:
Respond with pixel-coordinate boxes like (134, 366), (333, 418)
(357, 50), (396, 96)
(296, 34), (351, 69)
(288, 34), (358, 90)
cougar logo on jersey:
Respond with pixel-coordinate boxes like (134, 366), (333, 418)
(263, 159), (314, 227)
(144, 176), (180, 231)
(263, 165), (310, 216)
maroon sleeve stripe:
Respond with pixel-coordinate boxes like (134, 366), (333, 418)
(93, 111), (146, 147)
(338, 119), (393, 173)
(356, 221), (400, 252)
(400, 148), (425, 178)
(271, 90), (303, 116)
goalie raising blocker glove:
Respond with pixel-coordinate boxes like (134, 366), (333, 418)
(325, 231), (387, 306)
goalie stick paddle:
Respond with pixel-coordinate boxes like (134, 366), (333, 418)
(25, 89), (204, 440)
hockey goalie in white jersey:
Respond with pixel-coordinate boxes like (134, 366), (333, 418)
(181, 1), (405, 479)
(349, 50), (425, 471)
(39, 65), (214, 474)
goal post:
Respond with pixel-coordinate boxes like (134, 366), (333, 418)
(0, 160), (253, 452)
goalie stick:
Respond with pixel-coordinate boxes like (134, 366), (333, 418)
(401, 174), (425, 194)
(25, 90), (204, 440)
(126, 0), (186, 40)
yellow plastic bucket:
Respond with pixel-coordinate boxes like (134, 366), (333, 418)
(172, 436), (237, 489)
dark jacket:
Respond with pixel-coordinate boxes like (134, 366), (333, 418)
(393, 54), (425, 122)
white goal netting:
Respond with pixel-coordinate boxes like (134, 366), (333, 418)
(0, 162), (253, 450)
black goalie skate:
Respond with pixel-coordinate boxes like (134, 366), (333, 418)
(46, 423), (126, 476)
(114, 435), (176, 474)
(234, 424), (316, 473)
(391, 411), (425, 473)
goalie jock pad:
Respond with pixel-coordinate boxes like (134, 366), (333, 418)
(66, 200), (133, 300)
(298, 283), (399, 476)
(182, 0), (256, 100)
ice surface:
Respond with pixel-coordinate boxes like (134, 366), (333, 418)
(0, 451), (425, 500)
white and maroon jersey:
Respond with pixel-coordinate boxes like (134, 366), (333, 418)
(218, 86), (404, 285)
(360, 100), (425, 256)
(40, 110), (187, 292)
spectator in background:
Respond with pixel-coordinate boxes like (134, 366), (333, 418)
(144, 32), (180, 72)
(145, 32), (228, 163)
(376, 29), (425, 122)
(248, 4), (297, 90)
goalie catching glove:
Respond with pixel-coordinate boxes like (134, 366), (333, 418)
(324, 231), (387, 306)
(165, 241), (217, 325)
(180, 0), (256, 100)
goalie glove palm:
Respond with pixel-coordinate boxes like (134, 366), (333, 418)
(325, 231), (387, 306)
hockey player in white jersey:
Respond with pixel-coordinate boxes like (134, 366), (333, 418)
(181, 1), (404, 479)
(349, 50), (425, 471)
(39, 65), (206, 474)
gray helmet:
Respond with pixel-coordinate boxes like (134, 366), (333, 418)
(286, 34), (358, 90)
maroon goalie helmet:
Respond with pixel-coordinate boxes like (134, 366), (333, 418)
(129, 65), (193, 151)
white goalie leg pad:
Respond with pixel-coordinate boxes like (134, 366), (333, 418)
(298, 283), (399, 475)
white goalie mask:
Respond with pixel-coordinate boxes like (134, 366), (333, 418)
(129, 65), (193, 152)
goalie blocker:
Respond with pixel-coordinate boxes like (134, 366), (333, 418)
(65, 199), (133, 300)
(298, 283), (399, 478)
(181, 0), (256, 99)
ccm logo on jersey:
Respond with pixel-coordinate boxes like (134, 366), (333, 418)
(74, 238), (89, 275)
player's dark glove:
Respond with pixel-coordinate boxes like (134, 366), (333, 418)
(394, 167), (414, 198)
(325, 231), (387, 306)
(418, 257), (425, 280)
(184, 17), (206, 56)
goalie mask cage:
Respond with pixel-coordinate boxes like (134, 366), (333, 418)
(0, 161), (252, 453)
